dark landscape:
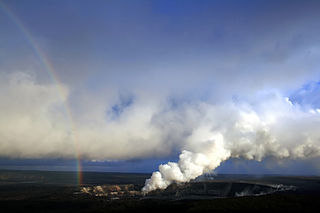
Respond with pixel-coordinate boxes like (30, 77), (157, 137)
(1, 170), (320, 212)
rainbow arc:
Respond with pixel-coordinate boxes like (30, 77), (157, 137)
(0, 2), (83, 185)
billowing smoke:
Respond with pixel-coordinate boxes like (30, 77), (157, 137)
(142, 136), (230, 192)
(142, 95), (320, 193)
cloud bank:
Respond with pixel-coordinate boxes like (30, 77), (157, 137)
(1, 72), (320, 162)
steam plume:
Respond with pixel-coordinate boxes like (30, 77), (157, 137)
(142, 96), (320, 193)
(142, 134), (230, 192)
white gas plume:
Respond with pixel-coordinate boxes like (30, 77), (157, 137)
(142, 96), (320, 193)
(142, 133), (231, 192)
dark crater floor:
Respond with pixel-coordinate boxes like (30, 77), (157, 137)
(144, 181), (296, 199)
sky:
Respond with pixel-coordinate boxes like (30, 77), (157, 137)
(0, 0), (320, 174)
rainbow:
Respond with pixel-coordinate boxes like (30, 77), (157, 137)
(0, 2), (83, 185)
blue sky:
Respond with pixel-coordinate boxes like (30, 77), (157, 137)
(1, 0), (320, 175)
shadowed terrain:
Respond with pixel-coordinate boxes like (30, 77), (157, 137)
(1, 170), (320, 212)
